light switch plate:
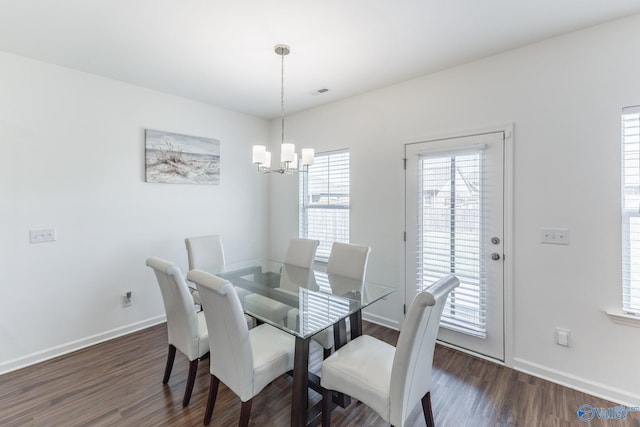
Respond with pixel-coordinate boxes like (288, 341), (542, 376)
(540, 227), (569, 245)
(556, 327), (570, 347)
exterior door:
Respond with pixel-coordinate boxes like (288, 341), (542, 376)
(405, 131), (505, 361)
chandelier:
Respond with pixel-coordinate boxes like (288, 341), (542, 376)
(252, 44), (314, 174)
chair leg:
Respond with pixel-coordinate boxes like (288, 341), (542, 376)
(239, 399), (252, 427)
(422, 391), (435, 427)
(182, 359), (199, 407)
(204, 375), (220, 425)
(162, 345), (177, 384)
(322, 388), (331, 427)
(323, 348), (332, 359)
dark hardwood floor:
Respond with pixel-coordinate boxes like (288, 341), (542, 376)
(0, 322), (635, 427)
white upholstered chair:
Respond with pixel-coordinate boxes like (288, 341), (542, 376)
(185, 234), (225, 272)
(284, 237), (320, 268)
(187, 269), (295, 427)
(313, 242), (371, 357)
(326, 242), (371, 281)
(281, 238), (319, 329)
(320, 275), (460, 427)
(185, 234), (255, 328)
(145, 257), (209, 407)
(184, 234), (225, 308)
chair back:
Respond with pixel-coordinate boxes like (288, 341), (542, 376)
(187, 269), (254, 400)
(284, 238), (319, 268)
(279, 263), (318, 292)
(185, 234), (225, 272)
(146, 257), (204, 360)
(326, 242), (371, 281)
(389, 275), (459, 426)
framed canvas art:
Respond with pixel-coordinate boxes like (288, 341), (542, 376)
(145, 129), (220, 184)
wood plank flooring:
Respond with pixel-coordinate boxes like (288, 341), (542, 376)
(0, 322), (636, 427)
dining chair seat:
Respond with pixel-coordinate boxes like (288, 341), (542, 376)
(247, 323), (296, 395)
(244, 293), (291, 325)
(322, 334), (395, 418)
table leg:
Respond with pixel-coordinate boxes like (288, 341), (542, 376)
(331, 318), (352, 408)
(333, 319), (348, 351)
(291, 336), (310, 427)
(349, 311), (363, 339)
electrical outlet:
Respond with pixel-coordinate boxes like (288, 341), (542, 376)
(122, 291), (132, 308)
(30, 228), (57, 244)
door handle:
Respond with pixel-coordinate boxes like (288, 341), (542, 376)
(491, 252), (501, 261)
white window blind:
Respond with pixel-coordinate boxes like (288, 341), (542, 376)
(622, 105), (640, 315)
(417, 150), (487, 337)
(300, 150), (350, 262)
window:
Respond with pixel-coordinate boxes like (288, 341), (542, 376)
(418, 150), (486, 336)
(622, 106), (640, 315)
(299, 150), (350, 262)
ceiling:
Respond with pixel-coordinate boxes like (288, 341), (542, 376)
(1, 1), (639, 119)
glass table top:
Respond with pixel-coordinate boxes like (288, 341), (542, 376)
(211, 259), (395, 339)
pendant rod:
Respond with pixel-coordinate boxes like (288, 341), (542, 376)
(281, 46), (285, 145)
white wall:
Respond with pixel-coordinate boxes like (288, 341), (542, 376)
(268, 15), (640, 404)
(0, 52), (269, 372)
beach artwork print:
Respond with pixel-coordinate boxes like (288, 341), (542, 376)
(145, 129), (220, 185)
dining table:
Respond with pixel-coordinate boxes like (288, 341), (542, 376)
(208, 259), (396, 427)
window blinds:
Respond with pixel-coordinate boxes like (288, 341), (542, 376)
(417, 150), (487, 337)
(300, 150), (350, 262)
(622, 105), (640, 315)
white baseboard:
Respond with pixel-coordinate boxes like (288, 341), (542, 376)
(0, 315), (166, 375)
(363, 312), (400, 330)
(513, 357), (640, 407)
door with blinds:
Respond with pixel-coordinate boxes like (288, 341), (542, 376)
(405, 131), (505, 361)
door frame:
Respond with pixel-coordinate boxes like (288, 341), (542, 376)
(402, 124), (514, 366)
